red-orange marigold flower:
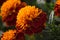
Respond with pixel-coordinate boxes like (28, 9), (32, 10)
(1, 30), (16, 40)
(1, 30), (25, 40)
(1, 0), (27, 27)
(16, 6), (47, 35)
(54, 0), (60, 16)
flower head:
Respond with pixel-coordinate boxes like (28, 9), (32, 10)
(54, 0), (60, 16)
(1, 30), (25, 40)
(1, 30), (16, 40)
(16, 6), (47, 35)
(1, 0), (27, 26)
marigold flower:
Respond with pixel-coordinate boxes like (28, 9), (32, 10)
(54, 0), (60, 16)
(16, 6), (47, 35)
(1, 0), (27, 26)
(1, 30), (16, 40)
(1, 30), (25, 40)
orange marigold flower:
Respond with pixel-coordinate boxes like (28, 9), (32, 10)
(1, 30), (16, 40)
(16, 6), (47, 35)
(54, 0), (60, 16)
(1, 0), (27, 26)
(1, 30), (25, 40)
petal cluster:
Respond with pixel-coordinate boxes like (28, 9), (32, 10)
(1, 0), (27, 26)
(1, 30), (25, 40)
(16, 6), (47, 35)
(54, 0), (60, 16)
(1, 30), (16, 40)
